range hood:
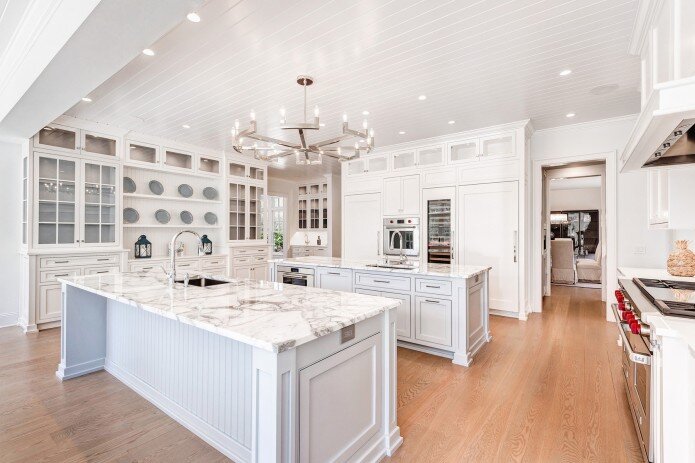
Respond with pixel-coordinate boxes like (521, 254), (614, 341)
(643, 119), (695, 167)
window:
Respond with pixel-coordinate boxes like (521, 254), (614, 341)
(269, 196), (286, 255)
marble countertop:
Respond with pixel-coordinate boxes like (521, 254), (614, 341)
(58, 272), (400, 353)
(270, 256), (491, 279)
(618, 266), (695, 283)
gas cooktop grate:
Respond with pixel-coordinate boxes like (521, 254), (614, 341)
(637, 278), (695, 291)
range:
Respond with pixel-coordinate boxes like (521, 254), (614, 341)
(633, 278), (695, 318)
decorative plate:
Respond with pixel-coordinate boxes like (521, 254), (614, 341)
(204, 212), (218, 225)
(155, 209), (171, 224)
(178, 184), (193, 198)
(203, 187), (218, 200)
(180, 210), (193, 224)
(123, 177), (136, 194)
(123, 207), (139, 224)
(149, 180), (164, 195)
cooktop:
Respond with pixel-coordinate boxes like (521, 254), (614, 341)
(634, 278), (695, 318)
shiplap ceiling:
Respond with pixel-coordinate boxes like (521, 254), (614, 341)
(65, 0), (641, 180)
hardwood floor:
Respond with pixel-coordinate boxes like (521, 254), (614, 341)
(0, 285), (642, 462)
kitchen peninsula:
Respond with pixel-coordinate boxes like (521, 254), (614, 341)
(269, 256), (491, 366)
(56, 272), (402, 463)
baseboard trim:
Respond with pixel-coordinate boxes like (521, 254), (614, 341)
(0, 313), (18, 328)
(397, 340), (454, 359)
(56, 358), (104, 380)
(105, 359), (251, 463)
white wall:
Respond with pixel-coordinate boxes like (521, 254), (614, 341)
(549, 187), (601, 211)
(0, 139), (22, 327)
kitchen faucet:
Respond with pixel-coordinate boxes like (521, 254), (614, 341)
(166, 230), (204, 287)
(389, 230), (408, 264)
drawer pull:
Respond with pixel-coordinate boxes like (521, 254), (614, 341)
(327, 272), (341, 275)
(97, 258), (110, 261)
(95, 271), (110, 274)
(54, 260), (69, 264)
(140, 267), (153, 271)
(54, 273), (70, 277)
(373, 279), (390, 284)
(424, 299), (441, 304)
(425, 285), (441, 289)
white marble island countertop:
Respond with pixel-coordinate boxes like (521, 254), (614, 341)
(58, 272), (400, 353)
(269, 256), (491, 279)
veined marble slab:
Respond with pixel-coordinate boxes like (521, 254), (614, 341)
(269, 256), (491, 279)
(58, 272), (400, 353)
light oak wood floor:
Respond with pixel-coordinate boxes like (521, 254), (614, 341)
(0, 285), (642, 462)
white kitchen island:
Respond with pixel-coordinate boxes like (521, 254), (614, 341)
(56, 272), (402, 463)
(269, 257), (491, 367)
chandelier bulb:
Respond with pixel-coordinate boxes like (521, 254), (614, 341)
(250, 111), (256, 121)
(314, 105), (320, 117)
(369, 128), (374, 136)
(234, 119), (240, 130)
(337, 147), (342, 155)
(342, 113), (348, 123)
(362, 119), (368, 130)
(354, 142), (359, 150)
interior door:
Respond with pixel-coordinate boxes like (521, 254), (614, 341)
(458, 181), (519, 313)
(343, 193), (381, 260)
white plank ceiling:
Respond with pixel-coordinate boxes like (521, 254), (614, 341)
(64, 0), (641, 179)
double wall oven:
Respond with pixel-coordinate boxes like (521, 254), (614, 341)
(383, 217), (419, 257)
(276, 265), (315, 287)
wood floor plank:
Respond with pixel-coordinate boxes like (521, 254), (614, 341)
(0, 285), (643, 462)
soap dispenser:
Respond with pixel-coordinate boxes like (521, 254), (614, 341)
(317, 235), (322, 245)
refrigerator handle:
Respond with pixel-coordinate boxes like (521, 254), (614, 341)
(377, 230), (381, 257)
(451, 228), (455, 261)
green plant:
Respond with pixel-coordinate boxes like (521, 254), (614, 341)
(273, 230), (284, 252)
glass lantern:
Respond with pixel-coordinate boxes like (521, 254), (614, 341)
(134, 235), (152, 258)
(201, 234), (213, 255)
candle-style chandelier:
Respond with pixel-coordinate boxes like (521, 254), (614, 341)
(231, 75), (374, 165)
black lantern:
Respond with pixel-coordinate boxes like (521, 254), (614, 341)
(201, 234), (213, 255)
(134, 235), (152, 258)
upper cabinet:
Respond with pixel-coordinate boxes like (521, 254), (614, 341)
(228, 162), (265, 181)
(125, 138), (223, 177)
(648, 166), (695, 230)
(345, 155), (388, 176)
(126, 140), (159, 166)
(228, 159), (268, 242)
(35, 124), (120, 159)
(417, 145), (445, 167)
(297, 180), (330, 230)
(383, 175), (420, 216)
(448, 132), (515, 164)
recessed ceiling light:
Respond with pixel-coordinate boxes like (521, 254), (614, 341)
(418, 95), (427, 101)
(566, 112), (576, 118)
(398, 131), (406, 135)
(186, 12), (201, 22)
(81, 97), (92, 102)
(362, 110), (369, 116)
(448, 120), (455, 125)
(182, 124), (190, 129)
(142, 48), (155, 56)
(559, 69), (572, 76)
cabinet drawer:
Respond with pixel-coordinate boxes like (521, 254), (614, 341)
(354, 272), (411, 291)
(202, 257), (227, 269)
(253, 256), (267, 264)
(204, 266), (228, 276)
(232, 247), (268, 256)
(129, 261), (160, 272)
(84, 266), (120, 276)
(40, 269), (81, 283)
(233, 256), (252, 266)
(175, 261), (199, 271)
(40, 254), (119, 268)
(415, 278), (452, 296)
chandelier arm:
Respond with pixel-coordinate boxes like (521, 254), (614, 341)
(298, 129), (308, 149)
(242, 132), (301, 149)
(259, 149), (295, 160)
(311, 134), (355, 148)
(343, 128), (369, 138)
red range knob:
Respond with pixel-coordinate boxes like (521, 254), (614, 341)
(623, 312), (635, 322)
(618, 302), (626, 311)
(629, 320), (641, 335)
(615, 292), (625, 303)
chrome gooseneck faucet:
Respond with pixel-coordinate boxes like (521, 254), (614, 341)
(389, 230), (407, 264)
(167, 230), (203, 287)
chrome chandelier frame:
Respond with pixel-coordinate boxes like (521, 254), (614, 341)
(231, 75), (374, 165)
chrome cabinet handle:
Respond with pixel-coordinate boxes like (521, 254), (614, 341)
(54, 273), (69, 277)
(451, 229), (455, 261)
(373, 279), (390, 284)
(424, 299), (441, 304)
(54, 260), (69, 264)
(425, 285), (440, 289)
(377, 231), (381, 257)
(327, 272), (341, 275)
(513, 231), (517, 263)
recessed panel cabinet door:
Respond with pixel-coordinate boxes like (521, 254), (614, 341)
(343, 193), (381, 260)
(383, 177), (402, 215)
(458, 181), (519, 313)
(299, 334), (382, 463)
(383, 291), (412, 339)
(39, 284), (63, 322)
(414, 296), (452, 346)
(317, 268), (353, 292)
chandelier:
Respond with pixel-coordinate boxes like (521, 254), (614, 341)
(231, 75), (374, 165)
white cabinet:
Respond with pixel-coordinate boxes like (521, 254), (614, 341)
(387, 291), (412, 339)
(417, 145), (445, 167)
(649, 169), (669, 228)
(299, 334), (382, 462)
(34, 152), (119, 248)
(39, 284), (64, 323)
(126, 140), (159, 166)
(317, 267), (353, 292)
(391, 150), (416, 171)
(229, 168), (266, 242)
(34, 124), (120, 159)
(163, 148), (194, 172)
(346, 155), (388, 176)
(297, 180), (330, 230)
(343, 193), (382, 260)
(458, 181), (518, 313)
(414, 296), (452, 347)
(448, 132), (515, 164)
(231, 245), (269, 280)
(383, 175), (419, 216)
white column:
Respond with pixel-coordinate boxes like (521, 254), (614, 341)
(383, 307), (403, 455)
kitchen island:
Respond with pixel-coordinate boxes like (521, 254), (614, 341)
(56, 272), (402, 463)
(269, 256), (492, 367)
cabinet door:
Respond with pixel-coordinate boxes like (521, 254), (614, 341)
(229, 183), (246, 240)
(367, 155), (388, 174)
(35, 153), (79, 247)
(248, 186), (263, 239)
(229, 162), (247, 178)
(298, 198), (308, 229)
(391, 151), (416, 171)
(383, 177), (402, 215)
(479, 132), (515, 159)
(346, 159), (367, 176)
(126, 140), (159, 166)
(198, 156), (221, 175)
(448, 138), (479, 164)
(252, 265), (268, 281)
(382, 291), (412, 339)
(458, 181), (518, 313)
(232, 265), (252, 279)
(318, 268), (353, 292)
(414, 296), (452, 346)
(417, 145), (445, 167)
(82, 162), (117, 245)
(343, 193), (382, 260)
(82, 131), (119, 158)
(163, 148), (193, 171)
(34, 125), (79, 154)
(299, 334), (382, 463)
(39, 284), (63, 322)
(401, 175), (420, 215)
(648, 169), (669, 226)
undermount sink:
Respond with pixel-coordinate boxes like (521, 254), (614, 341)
(366, 263), (417, 270)
(182, 277), (230, 287)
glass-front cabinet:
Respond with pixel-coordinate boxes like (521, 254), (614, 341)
(229, 182), (247, 240)
(297, 180), (330, 230)
(229, 179), (266, 241)
(34, 124), (120, 159)
(34, 152), (119, 247)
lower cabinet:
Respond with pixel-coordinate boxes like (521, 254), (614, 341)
(232, 263), (267, 280)
(414, 296), (452, 347)
(316, 267), (353, 292)
(230, 245), (269, 281)
(299, 334), (382, 462)
(355, 288), (412, 339)
(39, 284), (63, 323)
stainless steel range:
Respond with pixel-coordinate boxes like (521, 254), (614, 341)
(633, 278), (695, 317)
(614, 282), (654, 463)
